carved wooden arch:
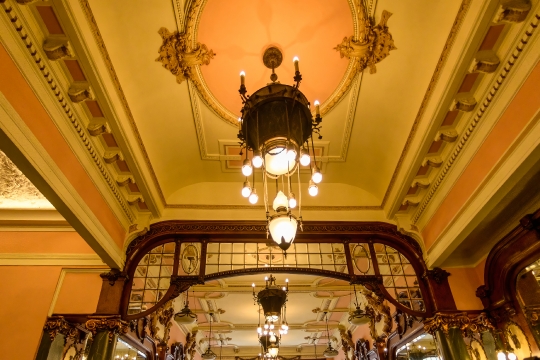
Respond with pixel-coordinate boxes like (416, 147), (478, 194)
(121, 220), (433, 321)
(477, 208), (540, 314)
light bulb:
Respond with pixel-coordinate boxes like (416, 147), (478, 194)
(288, 193), (297, 209)
(242, 159), (253, 176)
(497, 352), (506, 360)
(263, 330), (268, 335)
(286, 145), (297, 161)
(300, 149), (311, 166)
(257, 327), (262, 333)
(270, 334), (276, 342)
(311, 166), (322, 183)
(252, 151), (263, 168)
(270, 324), (274, 329)
(308, 180), (318, 196)
(508, 352), (517, 360)
(249, 189), (259, 204)
(242, 181), (251, 197)
(264, 324), (269, 329)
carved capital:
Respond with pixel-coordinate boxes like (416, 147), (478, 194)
(423, 312), (470, 335)
(170, 275), (203, 298)
(351, 275), (384, 298)
(43, 316), (81, 342)
(424, 268), (450, 284)
(524, 305), (540, 326)
(156, 28), (215, 84)
(43, 36), (73, 61)
(100, 269), (127, 286)
(85, 315), (128, 343)
(469, 312), (496, 333)
(490, 303), (517, 324)
(68, 82), (94, 103)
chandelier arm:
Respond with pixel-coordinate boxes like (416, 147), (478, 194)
(263, 168), (269, 216)
(310, 134), (317, 165)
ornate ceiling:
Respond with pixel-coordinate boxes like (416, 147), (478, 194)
(0, 0), (538, 274)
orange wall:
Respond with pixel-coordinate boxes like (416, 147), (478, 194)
(423, 61), (540, 250)
(54, 272), (103, 313)
(444, 259), (486, 310)
(0, 43), (126, 248)
(0, 266), (62, 359)
(0, 231), (95, 254)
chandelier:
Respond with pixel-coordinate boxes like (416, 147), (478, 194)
(253, 275), (290, 358)
(237, 47), (323, 252)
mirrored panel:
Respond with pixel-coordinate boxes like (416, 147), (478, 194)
(395, 333), (439, 360)
(113, 338), (147, 360)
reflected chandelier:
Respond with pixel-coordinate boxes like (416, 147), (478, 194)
(237, 47), (323, 252)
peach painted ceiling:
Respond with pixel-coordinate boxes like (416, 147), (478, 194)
(198, 0), (353, 116)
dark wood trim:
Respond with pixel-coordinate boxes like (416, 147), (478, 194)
(121, 220), (433, 320)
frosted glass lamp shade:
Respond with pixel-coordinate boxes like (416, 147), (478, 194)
(268, 215), (297, 251)
(265, 147), (296, 176)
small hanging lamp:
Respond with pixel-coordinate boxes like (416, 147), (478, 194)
(322, 312), (338, 358)
(174, 288), (197, 325)
(201, 313), (217, 360)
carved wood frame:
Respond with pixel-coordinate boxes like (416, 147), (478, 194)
(477, 208), (540, 351)
(121, 220), (433, 320)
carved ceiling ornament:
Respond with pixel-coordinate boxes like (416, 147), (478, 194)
(165, 0), (370, 125)
(334, 1), (396, 74)
(156, 27), (215, 84)
(85, 315), (129, 343)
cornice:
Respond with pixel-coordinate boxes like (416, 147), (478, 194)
(0, 0), (135, 224)
(412, 11), (540, 225)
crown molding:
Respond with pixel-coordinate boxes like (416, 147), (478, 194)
(0, 253), (105, 266)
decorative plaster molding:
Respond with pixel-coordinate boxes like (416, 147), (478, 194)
(451, 93), (477, 112)
(43, 36), (73, 60)
(103, 150), (123, 164)
(87, 118), (109, 136)
(0, 0), (135, 222)
(470, 50), (500, 73)
(435, 129), (458, 143)
(380, 0), (472, 207)
(0, 253), (105, 266)
(495, 0), (532, 23)
(412, 11), (540, 224)
(67, 82), (94, 103)
(335, 5), (396, 74)
(155, 27), (215, 84)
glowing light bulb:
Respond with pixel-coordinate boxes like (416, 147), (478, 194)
(508, 353), (517, 360)
(242, 159), (253, 176)
(249, 189), (259, 204)
(288, 193), (297, 209)
(242, 181), (251, 197)
(314, 100), (320, 116)
(300, 149), (310, 166)
(264, 324), (269, 329)
(252, 151), (263, 168)
(240, 71), (246, 85)
(293, 57), (299, 72)
(270, 334), (276, 342)
(311, 166), (322, 183)
(286, 145), (297, 161)
(269, 324), (274, 329)
(497, 352), (506, 360)
(308, 180), (318, 196)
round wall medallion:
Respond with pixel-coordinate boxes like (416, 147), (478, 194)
(181, 244), (200, 275)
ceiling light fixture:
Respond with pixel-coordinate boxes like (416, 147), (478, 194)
(323, 312), (339, 358)
(201, 313), (217, 360)
(174, 288), (197, 325)
(238, 46), (323, 252)
(348, 286), (370, 326)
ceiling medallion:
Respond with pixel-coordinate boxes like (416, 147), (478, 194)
(238, 47), (323, 251)
(334, 5), (396, 74)
(253, 275), (290, 358)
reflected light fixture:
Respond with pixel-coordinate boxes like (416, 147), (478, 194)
(237, 46), (323, 252)
(201, 314), (217, 360)
(174, 289), (197, 325)
(323, 312), (339, 358)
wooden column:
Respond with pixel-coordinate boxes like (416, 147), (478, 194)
(96, 269), (129, 315)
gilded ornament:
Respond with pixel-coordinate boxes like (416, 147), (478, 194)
(334, 0), (396, 75)
(156, 28), (215, 84)
(43, 316), (80, 341)
(85, 316), (128, 343)
(423, 312), (471, 335)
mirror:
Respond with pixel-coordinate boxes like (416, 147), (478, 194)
(395, 333), (439, 360)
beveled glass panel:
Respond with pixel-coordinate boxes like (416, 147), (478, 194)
(295, 243), (307, 253)
(309, 254), (322, 265)
(207, 243), (219, 253)
(220, 243), (233, 253)
(307, 243), (320, 253)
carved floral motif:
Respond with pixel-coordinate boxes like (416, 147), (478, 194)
(156, 28), (215, 84)
(43, 316), (81, 341)
(334, 1), (396, 74)
(85, 316), (129, 343)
